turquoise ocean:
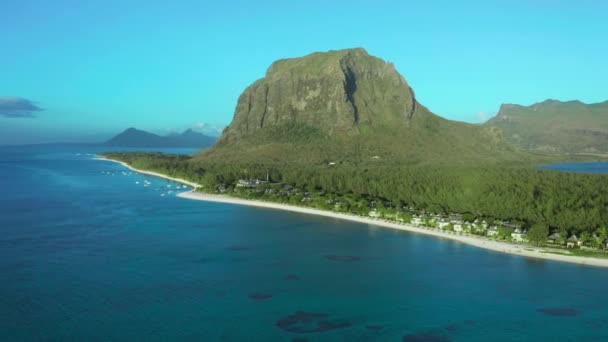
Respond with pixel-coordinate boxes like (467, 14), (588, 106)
(1, 144), (607, 341)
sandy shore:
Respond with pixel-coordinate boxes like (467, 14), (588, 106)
(98, 156), (608, 268)
(96, 156), (202, 188)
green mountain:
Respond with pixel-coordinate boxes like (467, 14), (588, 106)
(105, 128), (216, 148)
(201, 48), (532, 166)
(103, 48), (608, 233)
(484, 99), (608, 155)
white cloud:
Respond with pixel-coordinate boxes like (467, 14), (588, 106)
(191, 122), (225, 137)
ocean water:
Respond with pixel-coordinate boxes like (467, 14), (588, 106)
(1, 145), (608, 341)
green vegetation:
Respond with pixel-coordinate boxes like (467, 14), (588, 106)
(101, 151), (608, 238)
(485, 99), (608, 155)
(527, 223), (549, 246)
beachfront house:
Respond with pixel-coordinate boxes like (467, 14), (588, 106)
(411, 215), (423, 226)
(487, 226), (499, 237)
(566, 235), (578, 248)
(473, 219), (489, 230)
(236, 179), (268, 188)
(453, 224), (463, 233)
(547, 233), (562, 244)
(511, 228), (527, 242)
(368, 210), (381, 218)
(437, 219), (450, 229)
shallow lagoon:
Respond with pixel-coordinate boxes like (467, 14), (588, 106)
(1, 145), (608, 341)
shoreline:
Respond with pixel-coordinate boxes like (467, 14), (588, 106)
(97, 156), (608, 268)
(95, 156), (202, 188)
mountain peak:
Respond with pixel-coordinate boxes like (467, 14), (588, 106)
(219, 48), (417, 144)
(105, 127), (216, 148)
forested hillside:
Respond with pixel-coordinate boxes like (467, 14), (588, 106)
(101, 48), (608, 236)
(485, 99), (608, 154)
(102, 152), (608, 235)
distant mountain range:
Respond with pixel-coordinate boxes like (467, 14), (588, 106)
(105, 128), (216, 148)
(484, 99), (608, 155)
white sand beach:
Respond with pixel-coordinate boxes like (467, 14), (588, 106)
(98, 156), (608, 268)
(96, 156), (201, 188)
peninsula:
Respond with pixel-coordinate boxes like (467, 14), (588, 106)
(98, 155), (608, 268)
(100, 48), (608, 267)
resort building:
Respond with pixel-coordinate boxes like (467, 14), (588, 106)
(511, 228), (527, 242)
(437, 220), (451, 229)
(368, 210), (381, 218)
(236, 179), (268, 188)
(547, 233), (562, 244)
(566, 235), (579, 248)
(411, 215), (423, 226)
(487, 226), (499, 237)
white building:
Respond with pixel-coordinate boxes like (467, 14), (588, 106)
(411, 216), (423, 226)
(511, 228), (527, 242)
(487, 226), (499, 237)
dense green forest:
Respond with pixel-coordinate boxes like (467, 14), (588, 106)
(101, 152), (608, 237)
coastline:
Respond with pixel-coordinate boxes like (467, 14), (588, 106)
(95, 156), (202, 188)
(97, 156), (608, 268)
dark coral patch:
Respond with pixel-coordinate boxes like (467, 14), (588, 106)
(444, 325), (458, 332)
(263, 261), (282, 267)
(225, 245), (252, 251)
(323, 254), (361, 262)
(402, 333), (451, 342)
(285, 275), (300, 281)
(587, 320), (606, 329)
(249, 292), (273, 300)
(276, 311), (352, 334)
(366, 325), (384, 331)
(537, 308), (580, 317)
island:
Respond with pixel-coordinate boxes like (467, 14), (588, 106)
(105, 127), (216, 148)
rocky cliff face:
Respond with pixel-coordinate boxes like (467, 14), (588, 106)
(219, 48), (416, 143)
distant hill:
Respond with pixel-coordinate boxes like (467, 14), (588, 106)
(484, 99), (608, 155)
(105, 128), (216, 148)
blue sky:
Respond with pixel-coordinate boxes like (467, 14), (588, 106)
(1, 0), (606, 144)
